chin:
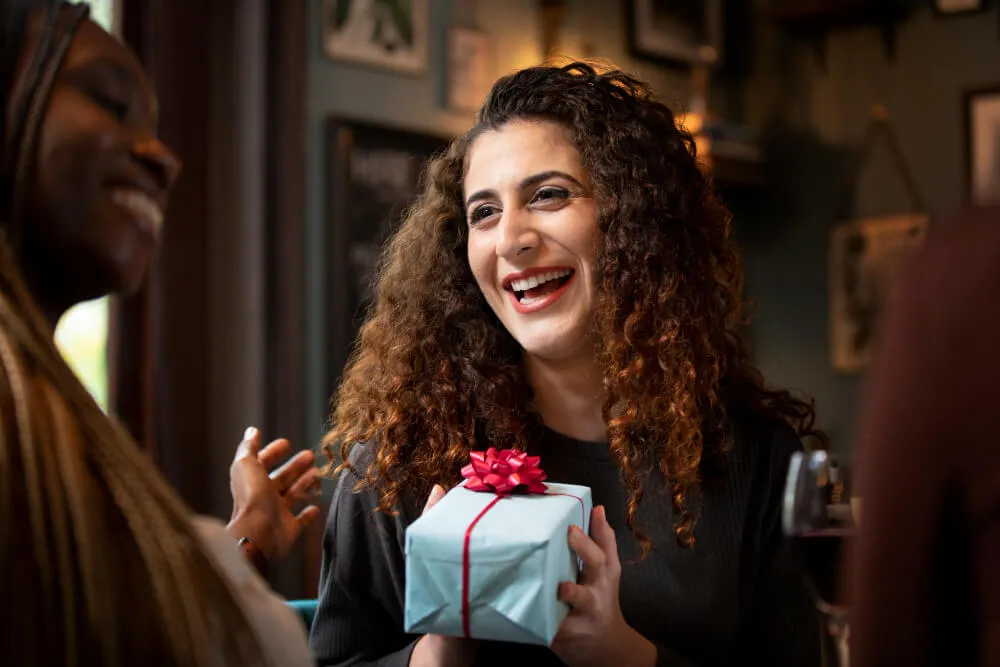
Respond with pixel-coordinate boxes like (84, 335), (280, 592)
(115, 267), (150, 297)
(514, 331), (593, 363)
(100, 253), (152, 298)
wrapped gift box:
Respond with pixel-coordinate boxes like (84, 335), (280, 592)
(403, 449), (592, 645)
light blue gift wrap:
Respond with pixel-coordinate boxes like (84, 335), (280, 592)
(403, 480), (592, 645)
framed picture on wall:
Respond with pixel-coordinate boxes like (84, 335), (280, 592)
(322, 0), (430, 73)
(964, 85), (1000, 205)
(325, 119), (448, 391)
(829, 213), (929, 373)
(626, 0), (723, 67)
(930, 0), (988, 16)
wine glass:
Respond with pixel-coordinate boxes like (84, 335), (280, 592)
(783, 449), (854, 667)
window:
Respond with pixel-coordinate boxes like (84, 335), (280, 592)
(52, 0), (120, 410)
(85, 0), (118, 34)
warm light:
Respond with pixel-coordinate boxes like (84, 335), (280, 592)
(677, 111), (704, 135)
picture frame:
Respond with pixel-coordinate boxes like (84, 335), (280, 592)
(930, 0), (988, 16)
(964, 85), (1000, 205)
(626, 0), (723, 67)
(829, 213), (929, 373)
(322, 0), (430, 74)
(448, 27), (495, 113)
(325, 119), (448, 390)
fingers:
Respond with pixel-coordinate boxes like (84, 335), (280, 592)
(558, 581), (594, 611)
(423, 484), (446, 515)
(590, 506), (620, 567)
(296, 504), (321, 529)
(258, 438), (292, 469)
(568, 523), (606, 577)
(270, 449), (316, 492)
(235, 426), (261, 461)
(283, 465), (323, 504)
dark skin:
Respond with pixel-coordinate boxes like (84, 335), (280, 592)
(12, 17), (179, 328)
(7, 14), (319, 564)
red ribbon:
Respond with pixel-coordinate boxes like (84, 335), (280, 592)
(460, 447), (547, 495)
(458, 449), (584, 638)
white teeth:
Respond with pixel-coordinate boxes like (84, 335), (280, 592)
(111, 188), (164, 238)
(519, 294), (546, 305)
(509, 269), (572, 293)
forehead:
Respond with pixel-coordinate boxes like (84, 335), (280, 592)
(464, 120), (586, 192)
(62, 19), (144, 76)
(61, 19), (156, 108)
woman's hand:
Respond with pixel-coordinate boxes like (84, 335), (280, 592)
(409, 485), (478, 667)
(551, 505), (657, 667)
(226, 426), (321, 565)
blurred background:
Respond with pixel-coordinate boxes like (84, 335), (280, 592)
(61, 0), (1000, 599)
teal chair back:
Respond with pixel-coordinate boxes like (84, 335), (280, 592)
(286, 599), (318, 631)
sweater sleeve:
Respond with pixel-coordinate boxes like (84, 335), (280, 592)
(737, 424), (824, 667)
(309, 447), (420, 667)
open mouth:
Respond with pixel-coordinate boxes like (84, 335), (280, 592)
(505, 268), (574, 305)
(110, 188), (165, 240)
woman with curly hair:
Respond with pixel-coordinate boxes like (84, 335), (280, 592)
(312, 61), (823, 667)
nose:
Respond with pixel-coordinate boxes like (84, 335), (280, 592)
(496, 208), (540, 260)
(132, 135), (182, 190)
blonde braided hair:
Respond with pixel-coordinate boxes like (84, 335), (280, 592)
(0, 2), (270, 666)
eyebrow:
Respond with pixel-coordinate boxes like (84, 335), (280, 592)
(68, 55), (159, 121)
(71, 56), (138, 86)
(464, 170), (585, 209)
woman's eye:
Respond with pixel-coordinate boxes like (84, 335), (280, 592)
(470, 204), (499, 225)
(86, 86), (129, 120)
(532, 186), (570, 204)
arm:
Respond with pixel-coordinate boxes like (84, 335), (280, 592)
(309, 451), (420, 667)
(738, 425), (823, 667)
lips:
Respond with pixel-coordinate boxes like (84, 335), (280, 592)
(110, 187), (165, 240)
(501, 266), (576, 314)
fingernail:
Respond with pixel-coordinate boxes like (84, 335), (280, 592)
(244, 426), (257, 441)
(598, 506), (606, 521)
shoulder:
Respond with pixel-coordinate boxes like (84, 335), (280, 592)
(725, 404), (804, 488)
(191, 517), (314, 667)
(325, 441), (422, 548)
(727, 405), (803, 459)
(892, 206), (1000, 334)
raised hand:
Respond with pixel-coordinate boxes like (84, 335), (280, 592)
(226, 426), (321, 569)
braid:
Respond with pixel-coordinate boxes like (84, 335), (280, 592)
(0, 2), (270, 665)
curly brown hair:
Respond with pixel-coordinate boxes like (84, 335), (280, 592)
(323, 62), (823, 551)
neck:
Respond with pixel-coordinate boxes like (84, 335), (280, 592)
(524, 351), (606, 442)
(20, 260), (71, 333)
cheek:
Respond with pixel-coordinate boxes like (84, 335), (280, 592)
(466, 234), (494, 290)
(563, 204), (600, 264)
(35, 106), (111, 205)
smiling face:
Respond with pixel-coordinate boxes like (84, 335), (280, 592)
(15, 16), (181, 308)
(463, 119), (600, 363)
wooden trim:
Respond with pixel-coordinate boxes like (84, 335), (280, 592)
(265, 0), (314, 596)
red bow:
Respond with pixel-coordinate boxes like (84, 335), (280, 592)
(460, 447), (547, 495)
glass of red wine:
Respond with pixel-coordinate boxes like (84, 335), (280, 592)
(783, 449), (854, 667)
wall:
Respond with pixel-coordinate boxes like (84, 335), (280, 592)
(740, 5), (1000, 454)
(305, 2), (1000, 456)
